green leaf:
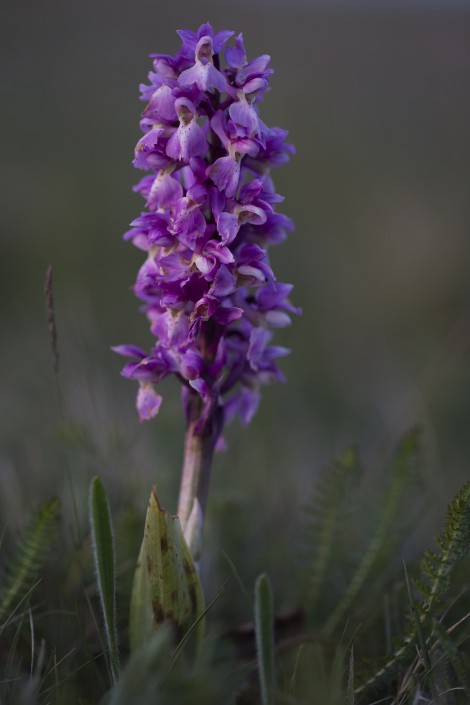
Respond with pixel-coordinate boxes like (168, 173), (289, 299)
(355, 479), (470, 697)
(403, 560), (438, 700)
(431, 617), (470, 699)
(89, 475), (119, 684)
(323, 429), (420, 636)
(299, 446), (362, 618)
(254, 573), (276, 705)
(158, 580), (227, 690)
(419, 480), (470, 613)
(103, 625), (172, 705)
(0, 497), (60, 630)
(129, 487), (205, 654)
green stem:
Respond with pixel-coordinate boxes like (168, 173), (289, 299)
(177, 392), (218, 561)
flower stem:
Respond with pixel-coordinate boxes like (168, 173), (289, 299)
(177, 392), (218, 561)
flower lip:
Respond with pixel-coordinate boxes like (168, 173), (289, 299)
(137, 384), (163, 421)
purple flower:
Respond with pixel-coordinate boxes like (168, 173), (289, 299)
(166, 97), (207, 161)
(177, 24), (234, 58)
(178, 33), (228, 93)
(117, 24), (298, 432)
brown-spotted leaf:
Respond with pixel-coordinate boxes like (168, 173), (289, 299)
(129, 487), (204, 653)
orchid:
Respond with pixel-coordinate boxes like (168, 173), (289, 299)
(115, 24), (298, 554)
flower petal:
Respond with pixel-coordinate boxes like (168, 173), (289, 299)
(137, 384), (163, 421)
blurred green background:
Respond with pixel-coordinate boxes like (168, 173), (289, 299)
(1, 0), (470, 592)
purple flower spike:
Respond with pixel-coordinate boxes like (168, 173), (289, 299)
(117, 24), (298, 437)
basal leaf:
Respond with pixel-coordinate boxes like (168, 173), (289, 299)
(129, 487), (204, 654)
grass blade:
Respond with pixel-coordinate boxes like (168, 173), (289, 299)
(347, 645), (355, 705)
(89, 475), (119, 684)
(158, 581), (227, 689)
(221, 550), (253, 616)
(254, 573), (275, 705)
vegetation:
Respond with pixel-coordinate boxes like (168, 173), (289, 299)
(0, 426), (468, 704)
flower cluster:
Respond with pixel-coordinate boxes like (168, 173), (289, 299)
(115, 23), (298, 435)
